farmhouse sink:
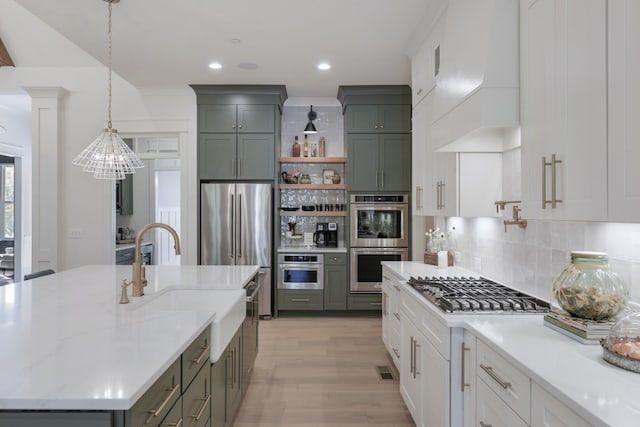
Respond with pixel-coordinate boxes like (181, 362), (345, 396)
(132, 288), (245, 363)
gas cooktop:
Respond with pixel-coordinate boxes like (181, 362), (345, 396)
(407, 276), (551, 314)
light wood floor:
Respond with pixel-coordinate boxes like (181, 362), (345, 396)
(232, 314), (416, 427)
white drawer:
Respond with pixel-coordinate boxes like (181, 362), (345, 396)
(531, 382), (593, 427)
(477, 379), (528, 427)
(477, 340), (531, 424)
(401, 289), (450, 360)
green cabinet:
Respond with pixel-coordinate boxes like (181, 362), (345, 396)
(193, 85), (287, 182)
(338, 86), (412, 193)
(323, 253), (347, 310)
(348, 293), (383, 310)
(210, 327), (242, 427)
(344, 104), (411, 133)
(277, 289), (324, 310)
(199, 133), (275, 180)
(199, 104), (275, 133)
(347, 133), (411, 192)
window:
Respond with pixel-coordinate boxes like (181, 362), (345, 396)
(1, 164), (13, 239)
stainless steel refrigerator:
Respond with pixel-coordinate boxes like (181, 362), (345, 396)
(200, 182), (273, 317)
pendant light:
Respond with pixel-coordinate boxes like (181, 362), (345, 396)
(303, 105), (318, 134)
(72, 0), (143, 180)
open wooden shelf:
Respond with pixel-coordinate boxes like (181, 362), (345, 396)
(279, 157), (346, 163)
(279, 210), (346, 217)
(279, 184), (346, 190)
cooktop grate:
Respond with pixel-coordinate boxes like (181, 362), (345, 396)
(408, 276), (551, 314)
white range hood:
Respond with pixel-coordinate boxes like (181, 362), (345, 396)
(431, 0), (519, 152)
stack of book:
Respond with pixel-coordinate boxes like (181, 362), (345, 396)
(543, 309), (616, 345)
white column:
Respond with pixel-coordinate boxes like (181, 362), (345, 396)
(23, 87), (67, 273)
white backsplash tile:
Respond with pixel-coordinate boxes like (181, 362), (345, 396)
(444, 217), (640, 304)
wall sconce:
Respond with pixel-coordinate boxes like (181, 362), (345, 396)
(303, 105), (318, 134)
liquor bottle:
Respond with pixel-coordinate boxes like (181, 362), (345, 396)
(303, 135), (309, 157)
(318, 137), (326, 157)
(292, 136), (301, 157)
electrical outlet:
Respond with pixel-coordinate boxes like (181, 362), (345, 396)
(69, 229), (82, 239)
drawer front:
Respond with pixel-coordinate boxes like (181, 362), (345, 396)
(347, 293), (383, 310)
(324, 253), (347, 265)
(531, 382), (593, 427)
(183, 326), (211, 391)
(183, 364), (211, 427)
(477, 340), (531, 423)
(159, 396), (182, 427)
(130, 357), (181, 427)
(388, 319), (401, 368)
(477, 379), (528, 427)
(401, 290), (450, 360)
(278, 290), (323, 310)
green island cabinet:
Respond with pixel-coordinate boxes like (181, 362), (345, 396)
(210, 327), (242, 427)
(192, 85), (288, 181)
(338, 86), (412, 192)
(0, 325), (214, 427)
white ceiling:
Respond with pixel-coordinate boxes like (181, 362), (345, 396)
(12, 0), (439, 98)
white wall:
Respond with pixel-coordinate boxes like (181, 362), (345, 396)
(0, 1), (198, 270)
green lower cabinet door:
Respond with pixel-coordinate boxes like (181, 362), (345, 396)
(159, 396), (182, 427)
(323, 263), (347, 310)
(0, 412), (114, 427)
(210, 358), (226, 427)
(183, 364), (211, 427)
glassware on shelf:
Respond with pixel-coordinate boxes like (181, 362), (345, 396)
(552, 251), (628, 320)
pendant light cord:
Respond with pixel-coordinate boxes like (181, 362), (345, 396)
(107, 0), (113, 129)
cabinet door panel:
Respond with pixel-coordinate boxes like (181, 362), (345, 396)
(412, 97), (433, 215)
(237, 134), (275, 179)
(531, 382), (592, 427)
(345, 105), (380, 132)
(608, 0), (640, 221)
(380, 134), (411, 191)
(323, 264), (347, 310)
(199, 134), (237, 180)
(421, 336), (449, 427)
(237, 105), (275, 133)
(199, 105), (237, 132)
(347, 134), (380, 192)
(379, 105), (411, 133)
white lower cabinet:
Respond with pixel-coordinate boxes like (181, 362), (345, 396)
(531, 383), (593, 427)
(382, 271), (401, 369)
(461, 330), (476, 427)
(476, 379), (528, 427)
(400, 289), (450, 427)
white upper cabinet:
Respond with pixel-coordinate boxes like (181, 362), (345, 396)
(608, 0), (640, 222)
(520, 0), (608, 221)
(431, 0), (520, 152)
(412, 95), (434, 216)
(410, 11), (444, 107)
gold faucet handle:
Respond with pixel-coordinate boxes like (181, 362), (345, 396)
(120, 279), (132, 304)
(141, 265), (148, 288)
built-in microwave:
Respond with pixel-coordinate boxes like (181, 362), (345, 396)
(350, 194), (409, 248)
(277, 254), (324, 290)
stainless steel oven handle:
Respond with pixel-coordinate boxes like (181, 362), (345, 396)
(280, 263), (322, 270)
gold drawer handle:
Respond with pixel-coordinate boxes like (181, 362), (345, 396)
(480, 422), (493, 427)
(147, 382), (180, 418)
(291, 298), (310, 302)
(480, 364), (511, 390)
(393, 312), (400, 321)
(370, 302), (382, 306)
(191, 344), (209, 365)
(166, 418), (182, 427)
(191, 394), (211, 421)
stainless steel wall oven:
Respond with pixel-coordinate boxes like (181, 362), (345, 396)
(350, 194), (409, 248)
(349, 194), (409, 293)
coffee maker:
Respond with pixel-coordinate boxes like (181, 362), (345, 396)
(314, 222), (338, 248)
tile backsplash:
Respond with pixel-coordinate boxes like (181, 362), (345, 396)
(443, 216), (640, 305)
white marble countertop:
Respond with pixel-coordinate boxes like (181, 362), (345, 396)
(0, 264), (258, 411)
(382, 261), (640, 427)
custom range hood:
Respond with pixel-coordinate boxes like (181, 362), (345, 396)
(431, 0), (519, 152)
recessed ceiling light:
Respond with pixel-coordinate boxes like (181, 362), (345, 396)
(317, 62), (331, 71)
(208, 62), (222, 70)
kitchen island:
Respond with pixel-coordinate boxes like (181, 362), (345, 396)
(0, 264), (257, 425)
(383, 261), (640, 427)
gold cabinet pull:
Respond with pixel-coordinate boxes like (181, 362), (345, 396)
(166, 418), (183, 427)
(461, 343), (470, 392)
(291, 298), (310, 302)
(480, 422), (493, 427)
(147, 382), (180, 418)
(542, 154), (563, 209)
(191, 394), (211, 421)
(480, 364), (511, 389)
(191, 343), (209, 365)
